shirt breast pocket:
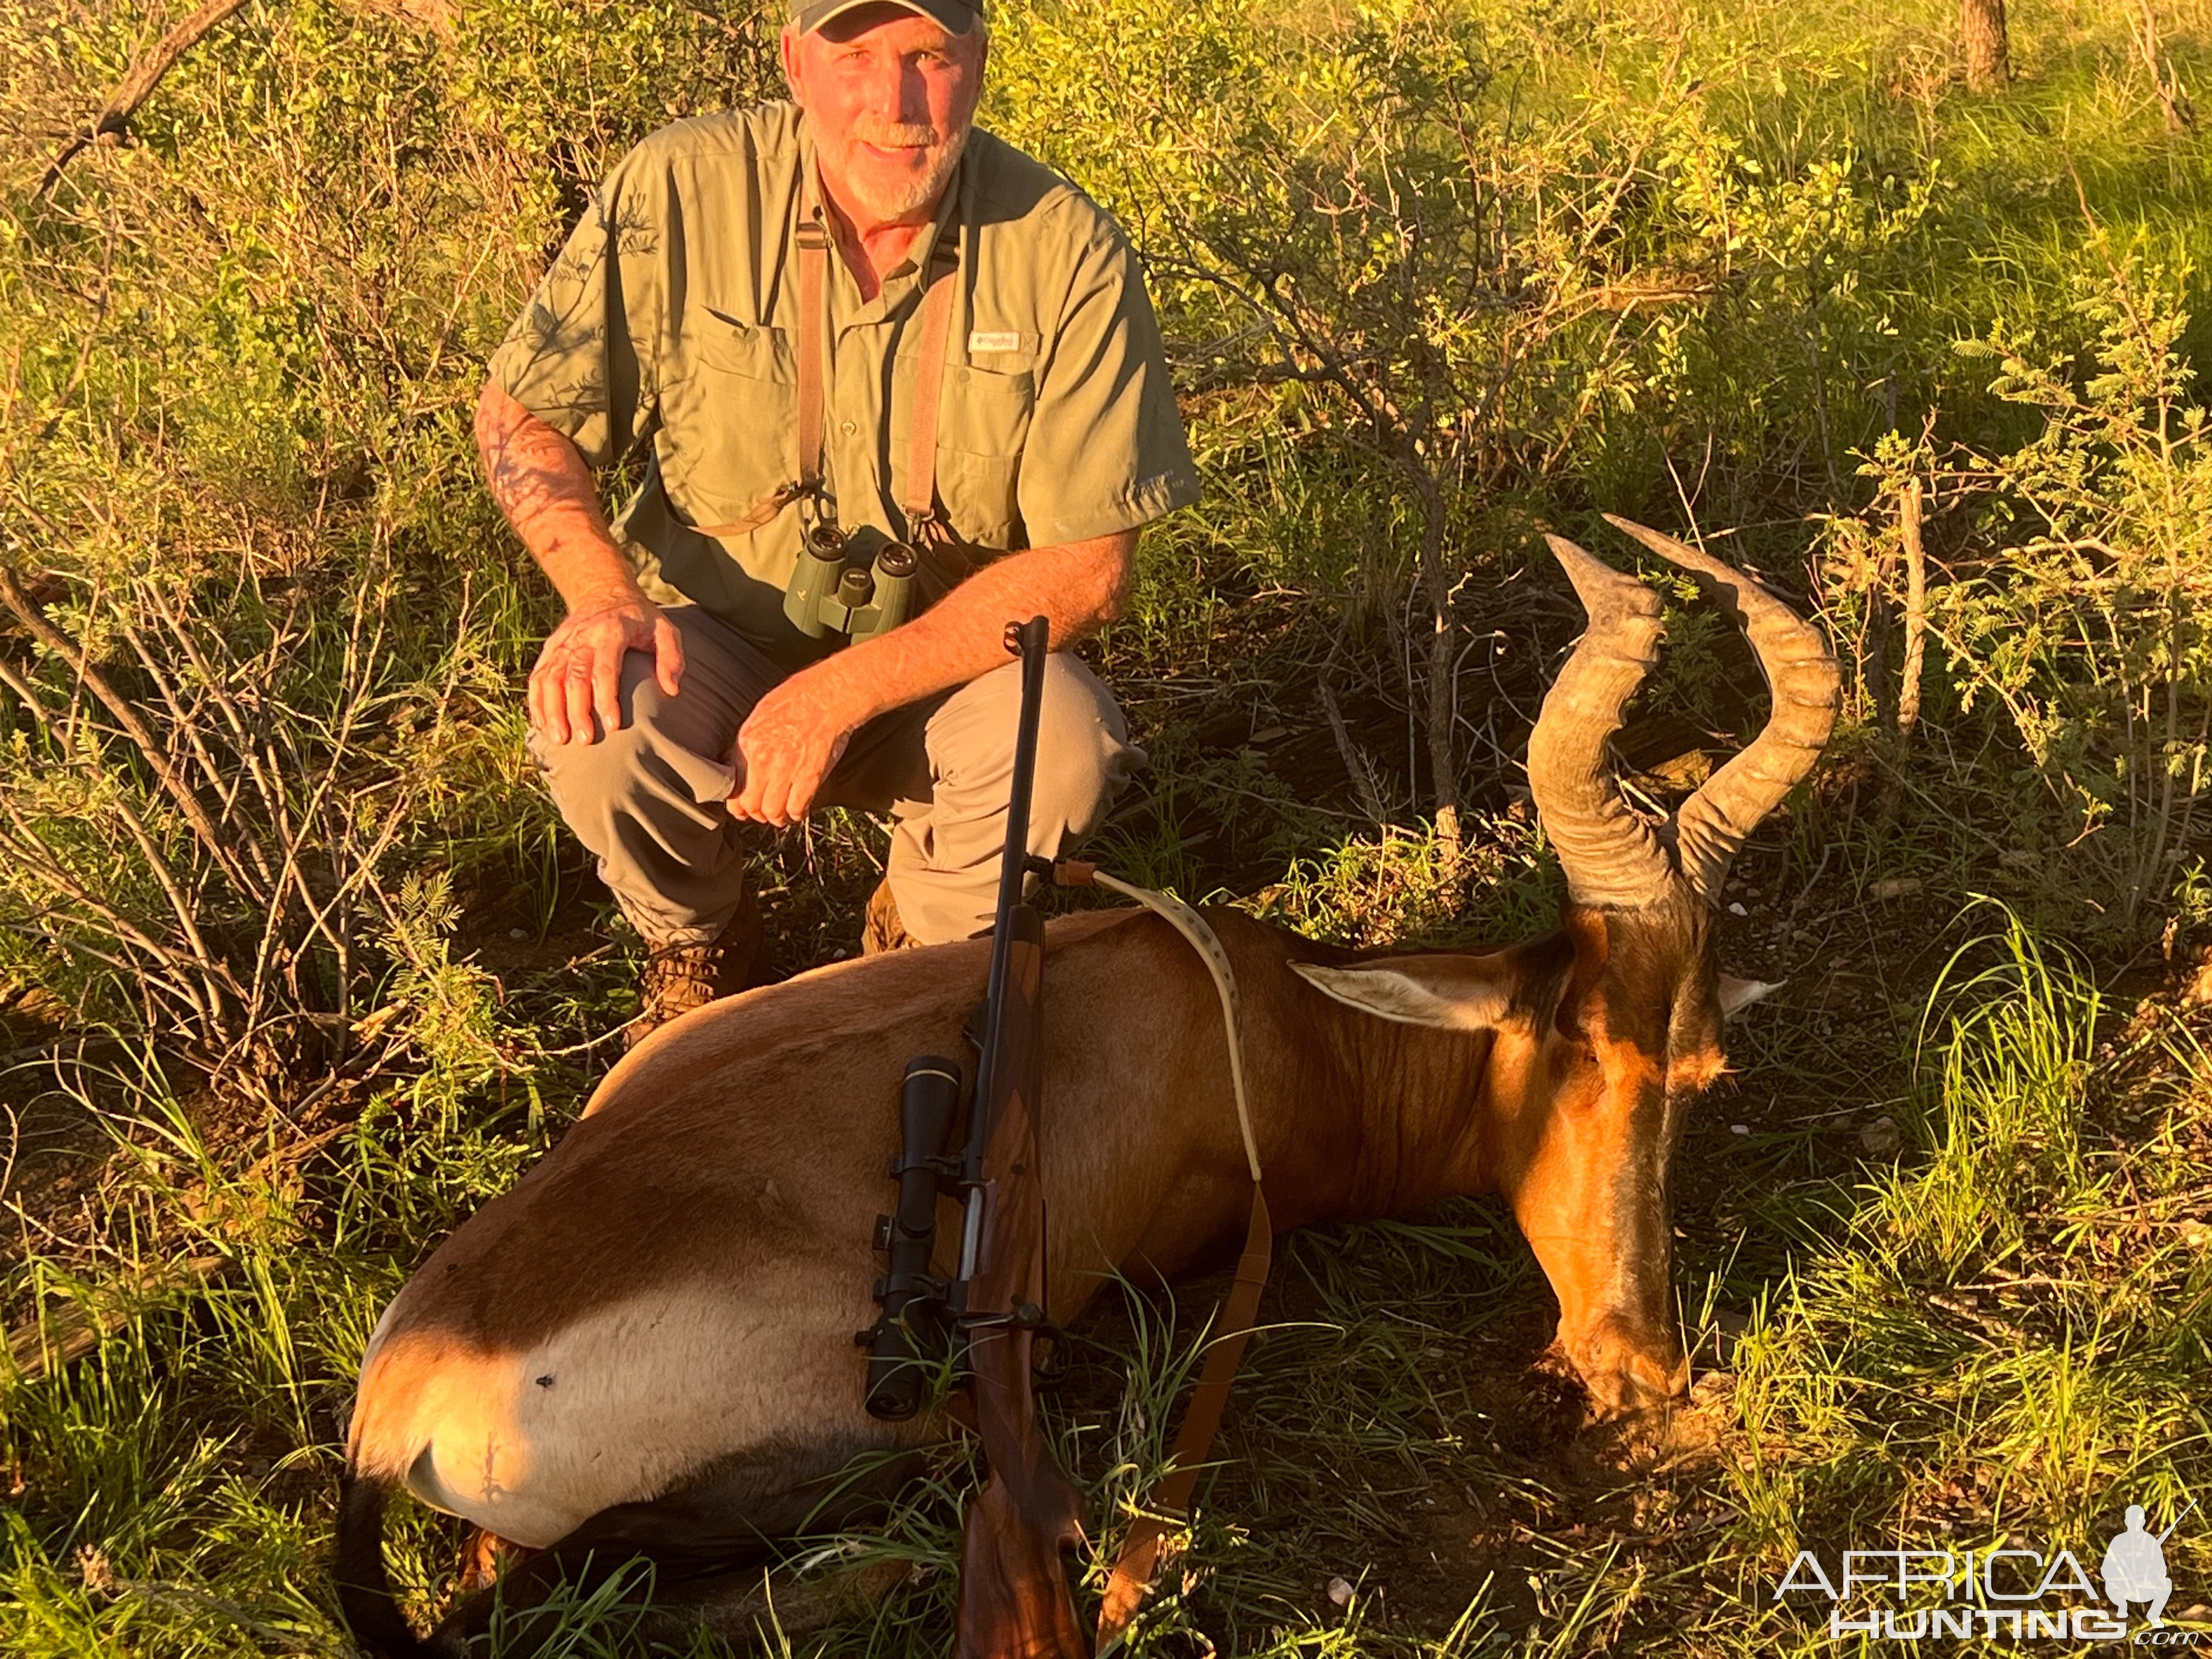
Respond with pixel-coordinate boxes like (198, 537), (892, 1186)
(661, 313), (795, 526)
(937, 362), (1035, 549)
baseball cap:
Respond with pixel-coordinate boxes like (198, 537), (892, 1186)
(791, 0), (983, 33)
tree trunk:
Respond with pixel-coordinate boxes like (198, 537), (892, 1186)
(1961, 0), (2010, 92)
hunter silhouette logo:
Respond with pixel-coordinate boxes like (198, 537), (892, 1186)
(2103, 1503), (2193, 1628)
(1773, 1498), (2201, 1643)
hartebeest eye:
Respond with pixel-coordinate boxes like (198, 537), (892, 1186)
(1290, 956), (1515, 1031)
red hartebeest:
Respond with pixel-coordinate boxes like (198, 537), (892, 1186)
(337, 521), (1838, 1655)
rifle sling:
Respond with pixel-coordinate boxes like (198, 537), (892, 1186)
(1059, 869), (1274, 1648)
(1095, 1186), (1271, 1645)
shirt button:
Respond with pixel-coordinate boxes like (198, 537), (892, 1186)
(840, 420), (856, 436)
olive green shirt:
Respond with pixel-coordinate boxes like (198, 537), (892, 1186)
(488, 101), (1200, 663)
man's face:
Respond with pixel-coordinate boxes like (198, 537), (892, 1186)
(783, 5), (987, 223)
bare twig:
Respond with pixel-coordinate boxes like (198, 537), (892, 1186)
(0, 656), (238, 1017)
(2130, 0), (2196, 132)
(36, 0), (256, 200)
(1896, 477), (1928, 746)
(1317, 635), (1390, 826)
(0, 565), (253, 895)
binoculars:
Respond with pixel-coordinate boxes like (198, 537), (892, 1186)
(784, 522), (919, 644)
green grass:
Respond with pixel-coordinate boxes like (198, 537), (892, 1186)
(9, 884), (2212, 1655)
(7, 0), (2212, 1651)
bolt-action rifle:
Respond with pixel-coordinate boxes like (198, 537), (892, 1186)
(950, 616), (1089, 1658)
(855, 617), (1090, 1657)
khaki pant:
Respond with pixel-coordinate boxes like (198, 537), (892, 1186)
(530, 605), (1142, 949)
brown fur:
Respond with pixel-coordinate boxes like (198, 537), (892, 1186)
(341, 529), (1840, 1654)
(348, 894), (1724, 1621)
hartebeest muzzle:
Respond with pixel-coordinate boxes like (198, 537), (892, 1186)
(336, 520), (1838, 1655)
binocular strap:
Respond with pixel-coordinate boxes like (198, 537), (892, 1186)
(690, 187), (962, 546)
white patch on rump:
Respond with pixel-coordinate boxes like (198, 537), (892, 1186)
(349, 1284), (783, 1549)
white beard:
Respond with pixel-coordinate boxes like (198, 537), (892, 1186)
(822, 116), (973, 221)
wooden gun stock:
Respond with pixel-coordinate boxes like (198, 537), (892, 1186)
(955, 911), (1088, 1658)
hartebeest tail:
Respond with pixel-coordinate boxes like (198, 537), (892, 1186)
(337, 1476), (437, 1658)
(338, 522), (1838, 1654)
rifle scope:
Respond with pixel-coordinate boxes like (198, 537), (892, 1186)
(861, 1054), (962, 1420)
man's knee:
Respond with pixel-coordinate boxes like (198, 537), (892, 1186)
(533, 687), (668, 825)
(923, 653), (1140, 843)
(532, 657), (732, 836)
(1027, 657), (1138, 835)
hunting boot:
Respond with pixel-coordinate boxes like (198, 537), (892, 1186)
(628, 884), (763, 1048)
(860, 878), (916, 956)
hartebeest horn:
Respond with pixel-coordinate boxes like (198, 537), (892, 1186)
(1528, 533), (1676, 910)
(1603, 516), (1841, 900)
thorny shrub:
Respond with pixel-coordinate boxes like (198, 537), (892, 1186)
(1822, 256), (2212, 940)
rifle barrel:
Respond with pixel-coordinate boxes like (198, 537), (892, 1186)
(2157, 1498), (2199, 1544)
(956, 617), (1051, 1285)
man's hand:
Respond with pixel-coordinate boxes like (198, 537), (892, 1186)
(728, 669), (864, 827)
(723, 530), (1135, 828)
(529, 590), (685, 745)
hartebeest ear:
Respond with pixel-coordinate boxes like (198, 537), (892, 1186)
(1718, 974), (1784, 1020)
(1290, 955), (1516, 1031)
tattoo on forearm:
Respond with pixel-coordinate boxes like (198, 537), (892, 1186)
(482, 425), (600, 534)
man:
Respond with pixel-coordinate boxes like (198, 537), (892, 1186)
(2102, 1504), (2174, 1626)
(475, 0), (1198, 1041)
